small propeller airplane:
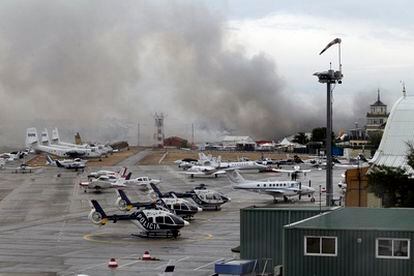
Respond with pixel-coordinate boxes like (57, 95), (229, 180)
(226, 170), (315, 203)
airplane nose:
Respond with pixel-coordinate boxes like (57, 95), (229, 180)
(184, 220), (190, 226)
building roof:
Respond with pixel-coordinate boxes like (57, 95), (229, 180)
(371, 95), (414, 173)
(371, 89), (386, 106)
(221, 136), (256, 144)
(285, 207), (414, 231)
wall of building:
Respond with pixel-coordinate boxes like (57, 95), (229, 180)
(345, 167), (370, 207)
(284, 228), (414, 276)
(240, 208), (330, 273)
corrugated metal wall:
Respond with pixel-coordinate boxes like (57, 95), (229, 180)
(240, 208), (326, 272)
(284, 228), (414, 276)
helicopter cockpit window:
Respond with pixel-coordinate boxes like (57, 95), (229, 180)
(164, 216), (173, 224)
(156, 216), (164, 224)
(181, 204), (189, 210)
(148, 217), (153, 223)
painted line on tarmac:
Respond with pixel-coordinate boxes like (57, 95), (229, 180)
(193, 258), (225, 271)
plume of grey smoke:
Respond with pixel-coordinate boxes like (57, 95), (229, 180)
(0, 0), (365, 147)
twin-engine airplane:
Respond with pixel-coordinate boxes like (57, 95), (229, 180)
(89, 199), (189, 238)
(226, 170), (315, 203)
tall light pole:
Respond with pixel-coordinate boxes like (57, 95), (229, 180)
(314, 38), (343, 206)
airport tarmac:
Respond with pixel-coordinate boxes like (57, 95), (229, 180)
(0, 152), (346, 275)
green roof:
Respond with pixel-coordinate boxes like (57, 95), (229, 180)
(285, 208), (414, 231)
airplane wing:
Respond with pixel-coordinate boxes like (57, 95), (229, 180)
(271, 168), (310, 173)
(213, 170), (226, 175)
(181, 171), (209, 176)
(111, 182), (127, 188)
(262, 189), (287, 196)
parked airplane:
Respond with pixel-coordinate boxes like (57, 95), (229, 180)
(89, 199), (189, 238)
(46, 155), (87, 171)
(26, 128), (91, 158)
(150, 183), (230, 210)
(80, 172), (129, 192)
(41, 129), (103, 158)
(87, 167), (128, 179)
(116, 189), (202, 219)
(199, 153), (267, 171)
(124, 176), (161, 187)
(226, 170), (315, 203)
(181, 164), (226, 178)
(272, 165), (311, 180)
(51, 128), (112, 156)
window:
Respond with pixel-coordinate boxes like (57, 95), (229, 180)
(305, 236), (337, 256)
(155, 216), (164, 224)
(164, 216), (173, 224)
(376, 238), (410, 259)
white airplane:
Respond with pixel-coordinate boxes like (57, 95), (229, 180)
(272, 165), (311, 180)
(41, 129), (103, 158)
(51, 128), (112, 156)
(80, 175), (127, 192)
(181, 165), (226, 178)
(26, 128), (93, 158)
(46, 155), (87, 171)
(87, 167), (128, 179)
(124, 176), (161, 190)
(199, 153), (267, 171)
(226, 170), (315, 203)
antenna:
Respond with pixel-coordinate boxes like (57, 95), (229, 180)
(401, 81), (407, 97)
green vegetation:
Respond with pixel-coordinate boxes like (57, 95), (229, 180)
(368, 142), (414, 207)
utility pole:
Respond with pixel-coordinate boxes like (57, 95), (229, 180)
(137, 122), (140, 147)
(314, 38), (343, 207)
(191, 123), (194, 148)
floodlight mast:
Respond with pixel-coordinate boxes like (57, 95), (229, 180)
(313, 38), (343, 207)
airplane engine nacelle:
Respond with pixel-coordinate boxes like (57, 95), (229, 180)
(115, 197), (128, 211)
(88, 210), (104, 225)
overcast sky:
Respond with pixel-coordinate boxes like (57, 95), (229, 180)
(0, 1), (412, 146)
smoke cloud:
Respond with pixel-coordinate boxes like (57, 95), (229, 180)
(0, 0), (366, 146)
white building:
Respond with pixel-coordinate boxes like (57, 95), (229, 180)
(221, 136), (256, 151)
(371, 93), (414, 173)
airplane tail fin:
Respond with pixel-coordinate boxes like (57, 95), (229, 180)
(26, 128), (39, 147)
(46, 155), (55, 166)
(124, 172), (132, 180)
(226, 170), (245, 184)
(55, 160), (64, 168)
(51, 128), (60, 143)
(41, 128), (50, 145)
(149, 183), (163, 198)
(74, 132), (82, 145)
(118, 167), (128, 178)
